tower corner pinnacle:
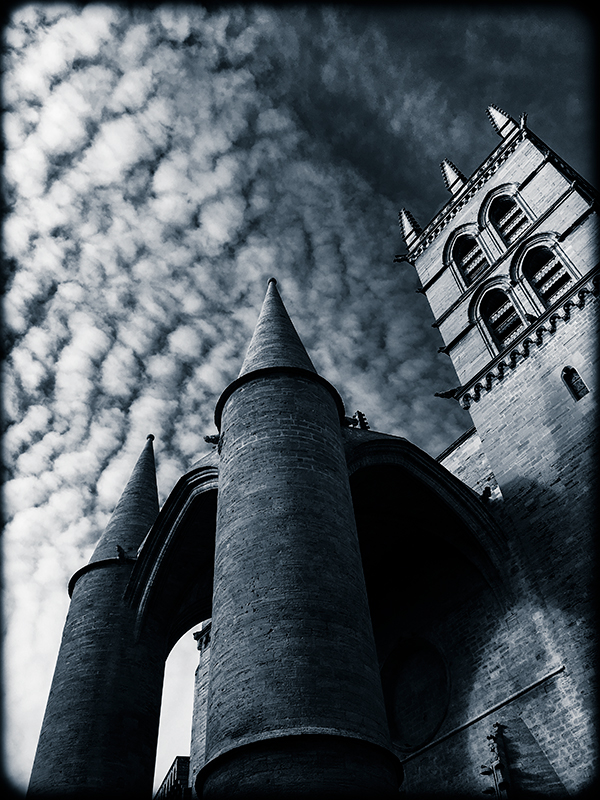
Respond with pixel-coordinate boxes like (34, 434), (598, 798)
(440, 158), (466, 194)
(398, 208), (422, 248)
(486, 104), (518, 137)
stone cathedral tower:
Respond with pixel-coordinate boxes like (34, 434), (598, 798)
(29, 107), (596, 799)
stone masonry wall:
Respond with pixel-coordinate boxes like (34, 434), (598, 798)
(201, 371), (399, 797)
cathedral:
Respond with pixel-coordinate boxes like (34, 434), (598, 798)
(28, 106), (597, 798)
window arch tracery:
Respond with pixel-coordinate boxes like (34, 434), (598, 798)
(480, 288), (525, 350)
(452, 233), (489, 286)
(521, 245), (574, 308)
(488, 193), (530, 246)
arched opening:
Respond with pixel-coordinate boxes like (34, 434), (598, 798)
(480, 288), (524, 349)
(452, 234), (488, 285)
(488, 194), (529, 245)
(522, 246), (573, 308)
(128, 477), (217, 652)
(126, 472), (218, 798)
(348, 459), (508, 758)
(154, 625), (205, 796)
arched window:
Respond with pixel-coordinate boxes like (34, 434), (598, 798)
(522, 246), (573, 308)
(480, 289), (524, 350)
(452, 234), (488, 285)
(562, 366), (589, 401)
(488, 194), (530, 245)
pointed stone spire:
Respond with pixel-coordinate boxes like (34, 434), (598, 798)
(486, 104), (518, 137)
(398, 208), (422, 248)
(238, 278), (316, 377)
(89, 435), (159, 564)
(440, 158), (466, 194)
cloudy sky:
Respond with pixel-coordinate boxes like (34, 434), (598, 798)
(2, 2), (595, 793)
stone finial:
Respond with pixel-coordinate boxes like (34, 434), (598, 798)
(440, 159), (466, 194)
(398, 208), (422, 248)
(486, 104), (518, 137)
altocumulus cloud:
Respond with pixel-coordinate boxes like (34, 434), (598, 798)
(2, 2), (593, 792)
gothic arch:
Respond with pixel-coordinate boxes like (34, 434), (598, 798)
(342, 431), (511, 606)
(342, 432), (514, 760)
(478, 183), (520, 229)
(126, 460), (219, 652)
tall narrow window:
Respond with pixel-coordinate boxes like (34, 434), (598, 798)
(562, 366), (589, 401)
(522, 246), (573, 308)
(452, 234), (489, 285)
(481, 289), (524, 350)
(489, 194), (530, 245)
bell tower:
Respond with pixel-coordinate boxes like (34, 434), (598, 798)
(396, 105), (598, 792)
(397, 103), (597, 525)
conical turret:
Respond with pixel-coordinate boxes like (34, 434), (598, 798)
(440, 158), (466, 194)
(29, 434), (164, 798)
(89, 434), (159, 563)
(486, 104), (518, 137)
(398, 208), (422, 248)
(238, 278), (316, 377)
(202, 278), (399, 798)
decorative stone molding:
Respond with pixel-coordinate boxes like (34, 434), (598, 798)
(406, 130), (525, 259)
(456, 274), (598, 410)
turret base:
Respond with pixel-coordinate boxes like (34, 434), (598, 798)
(196, 734), (402, 799)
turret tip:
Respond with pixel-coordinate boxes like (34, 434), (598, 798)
(268, 277), (277, 285)
(147, 434), (155, 441)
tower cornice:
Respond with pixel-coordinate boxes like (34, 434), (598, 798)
(451, 271), (599, 409)
(214, 365), (346, 431)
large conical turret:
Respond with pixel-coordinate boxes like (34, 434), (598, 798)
(201, 278), (399, 798)
(238, 278), (316, 376)
(89, 434), (159, 563)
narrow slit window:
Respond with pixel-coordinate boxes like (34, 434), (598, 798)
(481, 289), (524, 350)
(452, 234), (489, 286)
(562, 366), (589, 401)
(522, 246), (573, 308)
(489, 195), (530, 245)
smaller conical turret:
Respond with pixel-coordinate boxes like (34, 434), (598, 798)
(440, 158), (466, 194)
(398, 208), (422, 248)
(486, 104), (518, 137)
(238, 278), (316, 377)
(89, 435), (159, 563)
